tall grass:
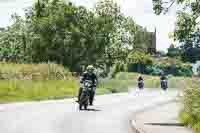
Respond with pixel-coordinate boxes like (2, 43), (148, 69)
(179, 79), (200, 133)
(0, 62), (71, 80)
(0, 63), (130, 102)
(0, 80), (79, 103)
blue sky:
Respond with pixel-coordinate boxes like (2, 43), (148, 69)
(0, 0), (178, 51)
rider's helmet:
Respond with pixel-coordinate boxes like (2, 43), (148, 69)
(86, 65), (94, 73)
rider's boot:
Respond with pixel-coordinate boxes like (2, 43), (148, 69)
(89, 90), (95, 106)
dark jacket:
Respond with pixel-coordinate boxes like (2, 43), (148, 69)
(80, 72), (97, 86)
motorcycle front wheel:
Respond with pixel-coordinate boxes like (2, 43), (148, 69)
(79, 104), (83, 110)
(79, 92), (89, 110)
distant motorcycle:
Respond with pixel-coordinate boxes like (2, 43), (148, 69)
(79, 80), (93, 110)
(160, 80), (168, 91)
(138, 80), (144, 90)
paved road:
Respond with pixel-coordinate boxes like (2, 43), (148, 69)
(0, 90), (177, 133)
(135, 102), (192, 133)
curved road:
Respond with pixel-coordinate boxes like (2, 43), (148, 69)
(0, 90), (177, 133)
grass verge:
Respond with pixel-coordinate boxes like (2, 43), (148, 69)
(179, 79), (200, 133)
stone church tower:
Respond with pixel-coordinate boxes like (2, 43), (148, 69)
(147, 28), (157, 54)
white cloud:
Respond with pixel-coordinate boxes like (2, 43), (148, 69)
(0, 0), (177, 51)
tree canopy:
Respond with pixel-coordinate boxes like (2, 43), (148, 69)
(0, 0), (152, 72)
(152, 0), (200, 63)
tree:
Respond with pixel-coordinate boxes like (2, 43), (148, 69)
(152, 0), (200, 63)
(167, 44), (181, 58)
(0, 0), (151, 73)
(0, 14), (30, 62)
(128, 50), (153, 73)
(95, 0), (150, 73)
(152, 0), (200, 42)
(180, 29), (200, 63)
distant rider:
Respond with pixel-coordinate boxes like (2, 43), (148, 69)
(77, 65), (97, 105)
(160, 73), (168, 90)
(137, 75), (144, 89)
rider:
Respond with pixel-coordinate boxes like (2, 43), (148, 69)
(160, 73), (168, 89)
(77, 65), (97, 105)
(137, 75), (144, 89)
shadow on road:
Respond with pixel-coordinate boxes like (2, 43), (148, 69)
(144, 123), (185, 127)
(80, 108), (101, 112)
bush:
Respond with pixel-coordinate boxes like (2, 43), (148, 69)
(144, 65), (163, 76)
(142, 63), (193, 77)
(128, 51), (153, 65)
(110, 62), (127, 78)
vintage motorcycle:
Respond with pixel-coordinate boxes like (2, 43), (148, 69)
(79, 80), (93, 110)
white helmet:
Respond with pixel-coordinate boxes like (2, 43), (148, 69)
(87, 65), (94, 71)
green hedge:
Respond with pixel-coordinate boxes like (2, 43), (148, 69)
(128, 57), (193, 77)
(144, 64), (193, 77)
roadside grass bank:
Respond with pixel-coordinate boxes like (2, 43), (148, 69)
(179, 80), (200, 133)
(0, 63), (128, 103)
(0, 79), (128, 103)
(0, 80), (79, 103)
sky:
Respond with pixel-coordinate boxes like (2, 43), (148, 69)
(0, 0), (178, 51)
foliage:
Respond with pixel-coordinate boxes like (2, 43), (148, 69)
(144, 65), (163, 76)
(152, 0), (200, 63)
(128, 57), (193, 77)
(128, 50), (153, 65)
(152, 57), (193, 76)
(110, 61), (127, 78)
(0, 0), (150, 73)
(180, 29), (200, 63)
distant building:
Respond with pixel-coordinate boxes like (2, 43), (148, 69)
(147, 28), (157, 54)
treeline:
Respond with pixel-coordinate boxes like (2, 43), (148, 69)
(0, 0), (151, 72)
